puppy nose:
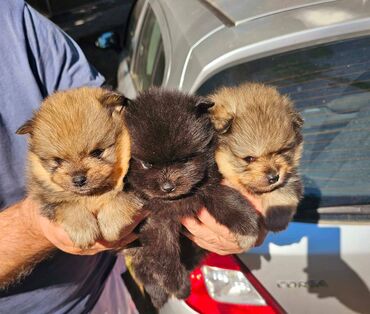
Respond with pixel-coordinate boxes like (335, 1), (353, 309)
(72, 175), (87, 187)
(267, 172), (279, 185)
(161, 181), (176, 193)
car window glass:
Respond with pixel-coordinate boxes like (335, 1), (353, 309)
(152, 43), (165, 87)
(198, 36), (370, 215)
(126, 0), (145, 61)
(132, 6), (164, 91)
(146, 22), (161, 76)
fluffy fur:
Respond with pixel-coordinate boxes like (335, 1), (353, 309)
(124, 88), (260, 308)
(17, 87), (142, 248)
(210, 82), (304, 232)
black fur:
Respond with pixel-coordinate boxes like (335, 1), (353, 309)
(125, 88), (260, 308)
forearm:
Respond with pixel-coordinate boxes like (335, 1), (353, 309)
(0, 198), (54, 289)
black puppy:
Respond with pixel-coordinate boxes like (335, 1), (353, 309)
(124, 88), (260, 308)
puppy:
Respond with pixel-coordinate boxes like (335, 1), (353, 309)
(124, 87), (260, 308)
(17, 87), (142, 248)
(209, 83), (303, 232)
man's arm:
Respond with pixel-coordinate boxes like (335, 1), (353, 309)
(0, 198), (52, 289)
(0, 198), (146, 289)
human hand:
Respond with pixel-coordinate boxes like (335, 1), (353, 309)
(181, 181), (268, 255)
(23, 197), (147, 255)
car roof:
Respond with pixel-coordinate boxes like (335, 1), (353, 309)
(154, 0), (370, 92)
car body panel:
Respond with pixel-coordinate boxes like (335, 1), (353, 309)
(161, 299), (199, 314)
(239, 223), (370, 313)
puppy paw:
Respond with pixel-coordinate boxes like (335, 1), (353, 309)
(234, 233), (258, 250)
(98, 193), (142, 242)
(146, 285), (170, 309)
(264, 205), (295, 232)
(163, 267), (189, 297)
(174, 279), (191, 300)
(151, 294), (169, 309)
(63, 217), (100, 249)
(98, 212), (127, 242)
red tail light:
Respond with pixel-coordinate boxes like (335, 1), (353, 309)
(185, 253), (285, 314)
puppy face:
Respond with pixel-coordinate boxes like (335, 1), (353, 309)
(125, 88), (215, 200)
(211, 83), (303, 194)
(17, 87), (128, 195)
(129, 154), (209, 200)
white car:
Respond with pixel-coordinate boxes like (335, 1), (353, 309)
(118, 1), (370, 313)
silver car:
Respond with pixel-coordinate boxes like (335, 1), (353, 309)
(118, 1), (370, 313)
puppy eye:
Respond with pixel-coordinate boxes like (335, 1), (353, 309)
(90, 148), (104, 158)
(244, 156), (256, 163)
(277, 145), (295, 155)
(140, 160), (152, 169)
(179, 157), (189, 163)
(53, 157), (64, 165)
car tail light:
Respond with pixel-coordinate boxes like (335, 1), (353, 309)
(185, 253), (285, 314)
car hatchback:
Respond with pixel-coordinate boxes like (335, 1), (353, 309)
(118, 1), (370, 313)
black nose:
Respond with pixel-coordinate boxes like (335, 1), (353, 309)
(267, 172), (279, 185)
(72, 175), (87, 187)
(161, 181), (176, 193)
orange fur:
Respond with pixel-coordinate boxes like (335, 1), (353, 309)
(18, 87), (142, 248)
(210, 83), (304, 232)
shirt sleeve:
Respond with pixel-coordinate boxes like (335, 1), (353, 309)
(23, 3), (105, 95)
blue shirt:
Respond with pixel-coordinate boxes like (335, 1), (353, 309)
(0, 1), (117, 313)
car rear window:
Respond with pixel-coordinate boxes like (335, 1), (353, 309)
(198, 36), (370, 220)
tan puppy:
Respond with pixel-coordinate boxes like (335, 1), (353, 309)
(210, 83), (303, 232)
(17, 87), (142, 248)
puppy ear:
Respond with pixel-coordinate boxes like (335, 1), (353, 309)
(99, 90), (131, 115)
(16, 119), (34, 135)
(291, 110), (304, 130)
(195, 98), (214, 113)
(214, 116), (234, 134)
